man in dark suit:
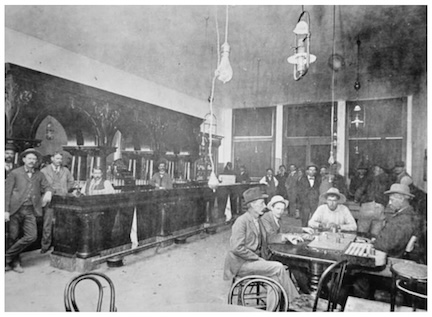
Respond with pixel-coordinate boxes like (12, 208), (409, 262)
(297, 164), (321, 227)
(223, 187), (300, 303)
(5, 143), (17, 177)
(40, 151), (75, 253)
(5, 148), (53, 273)
(285, 163), (300, 217)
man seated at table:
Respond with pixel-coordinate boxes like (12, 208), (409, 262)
(308, 188), (357, 232)
(347, 183), (423, 301)
(223, 187), (300, 303)
(261, 195), (313, 243)
(261, 195), (313, 294)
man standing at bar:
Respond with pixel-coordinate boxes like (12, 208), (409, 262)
(297, 164), (321, 227)
(223, 187), (300, 303)
(40, 151), (75, 253)
(150, 160), (173, 190)
(5, 148), (53, 272)
(5, 143), (18, 178)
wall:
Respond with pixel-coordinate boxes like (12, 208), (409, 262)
(411, 72), (428, 191)
(5, 28), (212, 121)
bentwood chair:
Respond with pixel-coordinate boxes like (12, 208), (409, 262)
(390, 261), (427, 311)
(290, 260), (349, 312)
(228, 275), (288, 311)
(64, 272), (117, 312)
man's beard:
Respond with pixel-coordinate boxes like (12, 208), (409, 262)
(5, 157), (14, 163)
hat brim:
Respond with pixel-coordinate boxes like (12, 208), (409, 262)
(244, 194), (268, 205)
(384, 189), (414, 198)
(319, 191), (347, 204)
(19, 149), (42, 161)
(267, 199), (289, 210)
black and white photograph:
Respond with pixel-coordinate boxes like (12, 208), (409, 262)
(2, 2), (428, 313)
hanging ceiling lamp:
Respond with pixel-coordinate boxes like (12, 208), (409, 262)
(287, 8), (316, 80)
(215, 6), (233, 84)
(328, 5), (337, 165)
(351, 36), (365, 155)
(208, 5), (233, 191)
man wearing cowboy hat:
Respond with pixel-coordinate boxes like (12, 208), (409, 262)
(308, 188), (357, 232)
(348, 183), (422, 300)
(5, 148), (53, 273)
(223, 187), (300, 303)
(373, 183), (421, 258)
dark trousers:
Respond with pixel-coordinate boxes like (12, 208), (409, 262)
(41, 206), (54, 250)
(6, 206), (37, 265)
(300, 206), (312, 227)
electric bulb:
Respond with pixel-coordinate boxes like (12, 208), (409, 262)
(216, 42), (233, 84)
(208, 171), (220, 191)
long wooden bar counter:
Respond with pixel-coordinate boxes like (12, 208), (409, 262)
(50, 183), (260, 272)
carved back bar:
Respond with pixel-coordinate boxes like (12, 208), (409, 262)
(5, 63), (202, 180)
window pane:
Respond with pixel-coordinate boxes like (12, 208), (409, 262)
(347, 97), (405, 138)
(233, 108), (274, 137)
(233, 141), (273, 177)
(285, 103), (333, 137)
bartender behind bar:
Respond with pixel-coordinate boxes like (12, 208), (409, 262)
(150, 160), (173, 189)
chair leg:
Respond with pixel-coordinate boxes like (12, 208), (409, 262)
(390, 273), (396, 312)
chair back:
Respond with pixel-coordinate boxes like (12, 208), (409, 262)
(64, 272), (117, 312)
(228, 275), (288, 312)
(313, 260), (348, 312)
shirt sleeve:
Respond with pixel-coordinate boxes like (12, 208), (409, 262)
(340, 206), (357, 231)
(308, 205), (323, 228)
(103, 180), (116, 194)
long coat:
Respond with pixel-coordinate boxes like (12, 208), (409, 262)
(297, 175), (321, 214)
(223, 212), (269, 280)
(5, 166), (53, 217)
(374, 205), (420, 258)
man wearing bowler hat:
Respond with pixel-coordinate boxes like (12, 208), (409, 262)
(223, 187), (300, 303)
(297, 163), (321, 227)
(5, 148), (53, 273)
(308, 188), (357, 232)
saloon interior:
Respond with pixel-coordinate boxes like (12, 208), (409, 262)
(3, 4), (428, 313)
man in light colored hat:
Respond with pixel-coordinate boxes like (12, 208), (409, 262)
(308, 188), (357, 232)
(5, 148), (53, 273)
(373, 183), (420, 258)
(261, 195), (313, 245)
(223, 187), (300, 303)
(261, 195), (314, 294)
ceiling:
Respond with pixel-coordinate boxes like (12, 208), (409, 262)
(5, 5), (427, 109)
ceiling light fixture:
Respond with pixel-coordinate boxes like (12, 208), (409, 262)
(208, 5), (232, 191)
(287, 7), (316, 80)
